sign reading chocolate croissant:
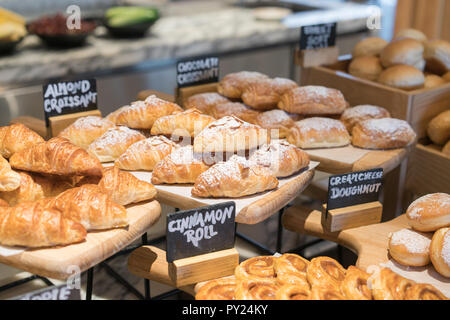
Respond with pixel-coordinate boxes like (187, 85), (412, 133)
(0, 123), (44, 159)
(10, 137), (103, 177)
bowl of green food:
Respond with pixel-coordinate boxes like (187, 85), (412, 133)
(104, 6), (159, 38)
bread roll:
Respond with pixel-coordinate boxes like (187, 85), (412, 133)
(340, 105), (391, 133)
(348, 56), (383, 81)
(443, 140), (450, 156)
(424, 74), (446, 88)
(287, 117), (350, 149)
(352, 37), (388, 58)
(394, 28), (427, 42)
(443, 71), (450, 82)
(380, 38), (425, 70)
(429, 227), (450, 278)
(427, 110), (450, 145)
(377, 65), (425, 90)
(424, 40), (450, 75)
(406, 193), (450, 232)
(278, 86), (348, 115)
(388, 228), (432, 267)
(352, 118), (416, 149)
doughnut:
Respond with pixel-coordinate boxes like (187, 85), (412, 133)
(430, 227), (450, 278)
(388, 228), (432, 266)
(406, 193), (450, 232)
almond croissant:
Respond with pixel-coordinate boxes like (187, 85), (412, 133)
(0, 155), (20, 192)
(0, 200), (86, 247)
(9, 137), (103, 177)
(0, 123), (44, 158)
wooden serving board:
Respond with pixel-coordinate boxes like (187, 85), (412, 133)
(0, 200), (161, 280)
(282, 206), (450, 296)
(105, 162), (317, 225)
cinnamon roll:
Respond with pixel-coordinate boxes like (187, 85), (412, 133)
(275, 284), (311, 300)
(274, 253), (310, 287)
(235, 256), (278, 283)
(235, 280), (280, 300)
(310, 285), (346, 300)
(306, 256), (346, 289)
(404, 283), (448, 300)
(340, 266), (372, 300)
(195, 278), (237, 300)
(370, 268), (416, 300)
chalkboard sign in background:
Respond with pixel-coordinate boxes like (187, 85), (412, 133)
(43, 79), (98, 127)
(176, 56), (219, 88)
(299, 22), (337, 50)
(326, 168), (383, 212)
(166, 202), (235, 262)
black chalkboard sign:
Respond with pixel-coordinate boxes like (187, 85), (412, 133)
(166, 202), (235, 262)
(176, 56), (219, 88)
(43, 79), (98, 127)
(326, 168), (383, 212)
(11, 284), (81, 300)
(299, 23), (337, 50)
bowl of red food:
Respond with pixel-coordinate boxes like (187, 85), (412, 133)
(27, 13), (97, 48)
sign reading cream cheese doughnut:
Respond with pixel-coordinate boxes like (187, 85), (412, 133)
(176, 56), (219, 88)
(42, 78), (98, 127)
(166, 202), (235, 262)
(326, 168), (383, 211)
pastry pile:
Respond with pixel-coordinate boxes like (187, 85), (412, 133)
(349, 29), (450, 90)
(186, 71), (416, 150)
(389, 192), (450, 278)
(0, 123), (157, 248)
(195, 253), (448, 300)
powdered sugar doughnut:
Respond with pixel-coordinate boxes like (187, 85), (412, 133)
(388, 228), (432, 266)
(430, 227), (450, 278)
(406, 193), (450, 232)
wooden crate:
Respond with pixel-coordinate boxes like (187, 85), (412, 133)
(300, 55), (450, 139)
(405, 143), (450, 196)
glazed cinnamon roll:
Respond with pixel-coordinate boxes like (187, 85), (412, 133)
(306, 256), (346, 289)
(235, 280), (280, 300)
(370, 268), (416, 300)
(310, 285), (346, 300)
(274, 253), (310, 287)
(275, 284), (311, 300)
(340, 266), (372, 300)
(404, 283), (448, 300)
(235, 256), (278, 283)
(195, 278), (237, 300)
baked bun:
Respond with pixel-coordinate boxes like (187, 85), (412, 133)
(352, 118), (416, 149)
(241, 77), (298, 110)
(278, 86), (348, 115)
(255, 109), (295, 138)
(406, 193), (450, 232)
(377, 65), (425, 90)
(424, 40), (450, 75)
(211, 102), (260, 124)
(388, 228), (432, 267)
(340, 105), (391, 133)
(380, 38), (425, 70)
(429, 227), (450, 278)
(394, 28), (427, 42)
(443, 71), (450, 82)
(218, 71), (269, 99)
(427, 109), (450, 145)
(348, 56), (383, 81)
(442, 140), (450, 156)
(184, 92), (230, 115)
(287, 117), (350, 149)
(424, 74), (446, 88)
(352, 37), (388, 58)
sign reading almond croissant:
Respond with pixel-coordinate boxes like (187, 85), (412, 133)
(166, 202), (235, 262)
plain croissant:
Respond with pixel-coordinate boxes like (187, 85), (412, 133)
(0, 155), (20, 192)
(0, 123), (44, 158)
(9, 137), (103, 177)
(0, 200), (86, 247)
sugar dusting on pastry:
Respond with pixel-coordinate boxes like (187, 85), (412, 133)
(360, 118), (414, 136)
(390, 228), (431, 253)
(407, 193), (450, 219)
(70, 116), (114, 130)
(442, 230), (450, 267)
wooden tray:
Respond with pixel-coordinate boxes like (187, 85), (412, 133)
(0, 200), (161, 280)
(105, 163), (317, 225)
(282, 205), (450, 296)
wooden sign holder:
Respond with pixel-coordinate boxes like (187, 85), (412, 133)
(294, 46), (339, 68)
(128, 246), (239, 288)
(48, 109), (102, 138)
(175, 82), (218, 107)
(321, 201), (383, 233)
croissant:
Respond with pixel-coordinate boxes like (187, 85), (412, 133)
(9, 137), (103, 177)
(192, 155), (278, 198)
(97, 167), (156, 206)
(87, 126), (146, 163)
(58, 116), (116, 149)
(115, 136), (179, 171)
(105, 106), (128, 124)
(0, 155), (20, 192)
(114, 95), (183, 129)
(0, 200), (86, 247)
(184, 92), (230, 115)
(0, 171), (74, 206)
(151, 145), (210, 184)
(0, 123), (44, 158)
(217, 71), (269, 99)
(211, 102), (260, 124)
(150, 108), (215, 138)
(46, 184), (128, 230)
